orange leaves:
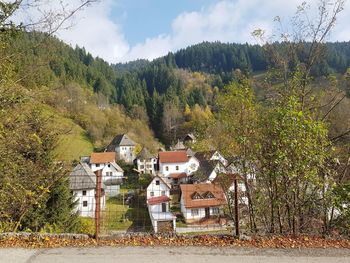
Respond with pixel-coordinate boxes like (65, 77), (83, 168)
(0, 234), (349, 249)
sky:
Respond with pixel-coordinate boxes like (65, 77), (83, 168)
(48, 0), (350, 63)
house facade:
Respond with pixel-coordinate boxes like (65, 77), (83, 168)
(158, 151), (199, 184)
(70, 162), (106, 217)
(135, 147), (157, 175)
(146, 176), (176, 233)
(180, 183), (226, 223)
(106, 134), (136, 163)
(89, 152), (124, 196)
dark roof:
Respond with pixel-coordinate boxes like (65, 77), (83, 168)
(137, 147), (154, 160)
(159, 151), (189, 163)
(194, 151), (217, 162)
(106, 134), (136, 151)
(69, 163), (105, 190)
(183, 133), (196, 141)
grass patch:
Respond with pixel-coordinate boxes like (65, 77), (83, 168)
(101, 197), (133, 232)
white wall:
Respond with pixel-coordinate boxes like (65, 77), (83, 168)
(180, 195), (222, 222)
(137, 157), (157, 175)
(147, 178), (170, 199)
(73, 189), (106, 217)
(90, 162), (123, 182)
(159, 161), (188, 177)
(116, 145), (135, 163)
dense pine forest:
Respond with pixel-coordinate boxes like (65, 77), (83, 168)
(10, 32), (350, 145)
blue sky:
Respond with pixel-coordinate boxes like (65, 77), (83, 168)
(51, 0), (350, 63)
(111, 0), (219, 46)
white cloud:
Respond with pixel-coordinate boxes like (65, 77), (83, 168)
(19, 0), (349, 63)
(55, 0), (130, 62)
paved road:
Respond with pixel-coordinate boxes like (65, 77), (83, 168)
(1, 246), (350, 263)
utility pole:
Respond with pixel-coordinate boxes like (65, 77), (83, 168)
(95, 169), (102, 241)
(234, 175), (240, 238)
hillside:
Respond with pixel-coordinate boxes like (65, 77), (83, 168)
(7, 32), (350, 148)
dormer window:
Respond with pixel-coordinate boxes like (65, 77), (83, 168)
(203, 191), (215, 199)
(191, 192), (202, 200)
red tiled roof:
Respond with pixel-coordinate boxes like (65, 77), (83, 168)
(147, 196), (171, 205)
(180, 183), (226, 208)
(169, 173), (187, 179)
(159, 151), (189, 163)
(90, 152), (116, 164)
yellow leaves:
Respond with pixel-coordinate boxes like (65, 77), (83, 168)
(0, 235), (350, 249)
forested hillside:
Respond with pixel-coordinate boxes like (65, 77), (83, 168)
(9, 32), (350, 148)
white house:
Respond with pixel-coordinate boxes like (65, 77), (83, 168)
(106, 134), (136, 163)
(158, 150), (199, 185)
(89, 152), (124, 196)
(135, 147), (157, 175)
(146, 176), (176, 233)
(69, 162), (106, 217)
(180, 183), (226, 224)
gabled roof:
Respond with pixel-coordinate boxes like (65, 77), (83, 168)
(194, 151), (217, 162)
(173, 140), (186, 150)
(183, 133), (196, 141)
(110, 161), (124, 173)
(180, 183), (226, 208)
(150, 175), (171, 189)
(169, 173), (187, 179)
(90, 152), (116, 164)
(159, 150), (189, 163)
(70, 163), (105, 190)
(137, 147), (154, 160)
(147, 196), (171, 205)
(107, 134), (136, 151)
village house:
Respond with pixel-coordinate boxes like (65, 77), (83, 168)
(195, 150), (228, 167)
(135, 147), (157, 175)
(89, 152), (124, 196)
(146, 176), (176, 233)
(158, 150), (199, 185)
(69, 162), (106, 217)
(183, 133), (196, 145)
(106, 134), (136, 163)
(180, 183), (227, 224)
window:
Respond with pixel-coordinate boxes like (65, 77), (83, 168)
(96, 164), (100, 167)
(140, 165), (145, 169)
(108, 164), (111, 168)
(191, 192), (202, 200)
(82, 190), (87, 196)
(176, 166), (179, 171)
(161, 203), (167, 212)
(212, 207), (220, 215)
(191, 209), (199, 216)
(203, 191), (215, 199)
(165, 166), (169, 171)
(155, 180), (160, 185)
(161, 191), (165, 196)
(83, 201), (88, 207)
(150, 191), (154, 197)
